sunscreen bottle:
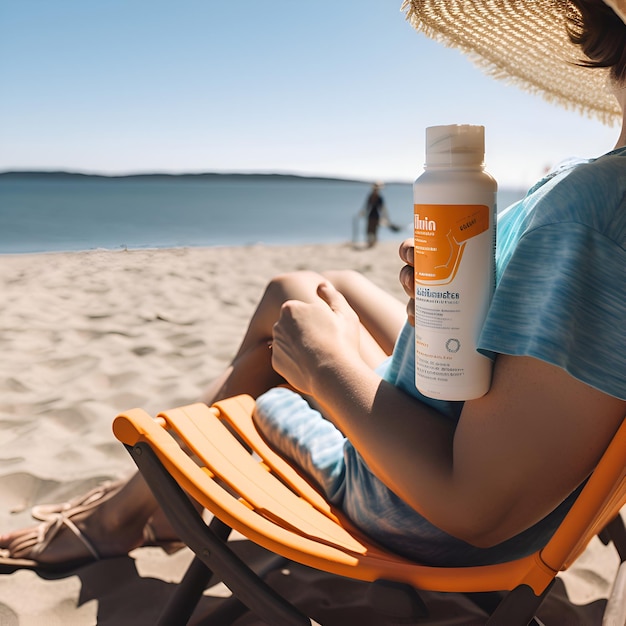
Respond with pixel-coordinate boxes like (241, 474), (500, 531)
(413, 124), (497, 400)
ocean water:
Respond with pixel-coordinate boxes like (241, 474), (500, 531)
(0, 173), (527, 254)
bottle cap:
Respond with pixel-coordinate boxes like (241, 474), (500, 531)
(425, 125), (485, 167)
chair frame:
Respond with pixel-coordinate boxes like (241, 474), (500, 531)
(113, 394), (626, 625)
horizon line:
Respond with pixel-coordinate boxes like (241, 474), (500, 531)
(0, 168), (529, 190)
(0, 168), (413, 185)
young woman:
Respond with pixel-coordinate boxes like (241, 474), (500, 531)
(1, 0), (625, 570)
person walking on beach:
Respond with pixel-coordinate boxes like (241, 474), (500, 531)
(362, 182), (389, 247)
(0, 0), (624, 580)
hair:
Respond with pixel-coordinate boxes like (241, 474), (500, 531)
(566, 0), (626, 83)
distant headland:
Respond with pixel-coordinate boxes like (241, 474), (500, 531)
(0, 170), (398, 185)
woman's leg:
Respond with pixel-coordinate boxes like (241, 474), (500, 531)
(202, 269), (405, 403)
(201, 270), (332, 404)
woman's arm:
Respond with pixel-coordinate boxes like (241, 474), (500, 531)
(271, 259), (625, 547)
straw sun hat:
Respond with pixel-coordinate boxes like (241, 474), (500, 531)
(401, 0), (626, 125)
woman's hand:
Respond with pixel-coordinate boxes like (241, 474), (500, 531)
(399, 238), (415, 326)
(270, 281), (362, 396)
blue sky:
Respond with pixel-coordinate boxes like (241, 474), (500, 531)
(0, 0), (619, 188)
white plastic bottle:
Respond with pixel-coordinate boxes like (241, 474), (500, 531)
(413, 124), (497, 400)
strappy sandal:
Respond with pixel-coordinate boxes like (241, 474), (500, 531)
(0, 513), (100, 573)
(31, 480), (123, 522)
(31, 480), (185, 556)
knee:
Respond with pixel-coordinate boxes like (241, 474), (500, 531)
(322, 269), (363, 289)
(267, 270), (323, 291)
(263, 270), (324, 303)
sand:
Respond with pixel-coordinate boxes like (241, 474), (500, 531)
(0, 242), (621, 625)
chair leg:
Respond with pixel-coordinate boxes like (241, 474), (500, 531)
(599, 514), (626, 562)
(464, 591), (506, 616)
(484, 581), (553, 626)
(157, 517), (235, 625)
(158, 556), (216, 626)
(127, 442), (315, 626)
(192, 594), (249, 626)
(193, 553), (290, 625)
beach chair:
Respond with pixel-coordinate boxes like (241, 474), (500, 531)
(112, 394), (626, 625)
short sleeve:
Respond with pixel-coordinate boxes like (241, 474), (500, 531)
(478, 222), (626, 400)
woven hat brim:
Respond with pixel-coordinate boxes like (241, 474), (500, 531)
(402, 0), (622, 126)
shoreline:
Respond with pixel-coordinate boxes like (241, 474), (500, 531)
(0, 239), (399, 258)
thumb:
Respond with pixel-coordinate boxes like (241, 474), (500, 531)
(317, 281), (350, 314)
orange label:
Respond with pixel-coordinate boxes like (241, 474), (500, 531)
(414, 204), (489, 284)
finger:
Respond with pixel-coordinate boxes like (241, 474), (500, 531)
(399, 239), (414, 266)
(399, 264), (413, 297)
